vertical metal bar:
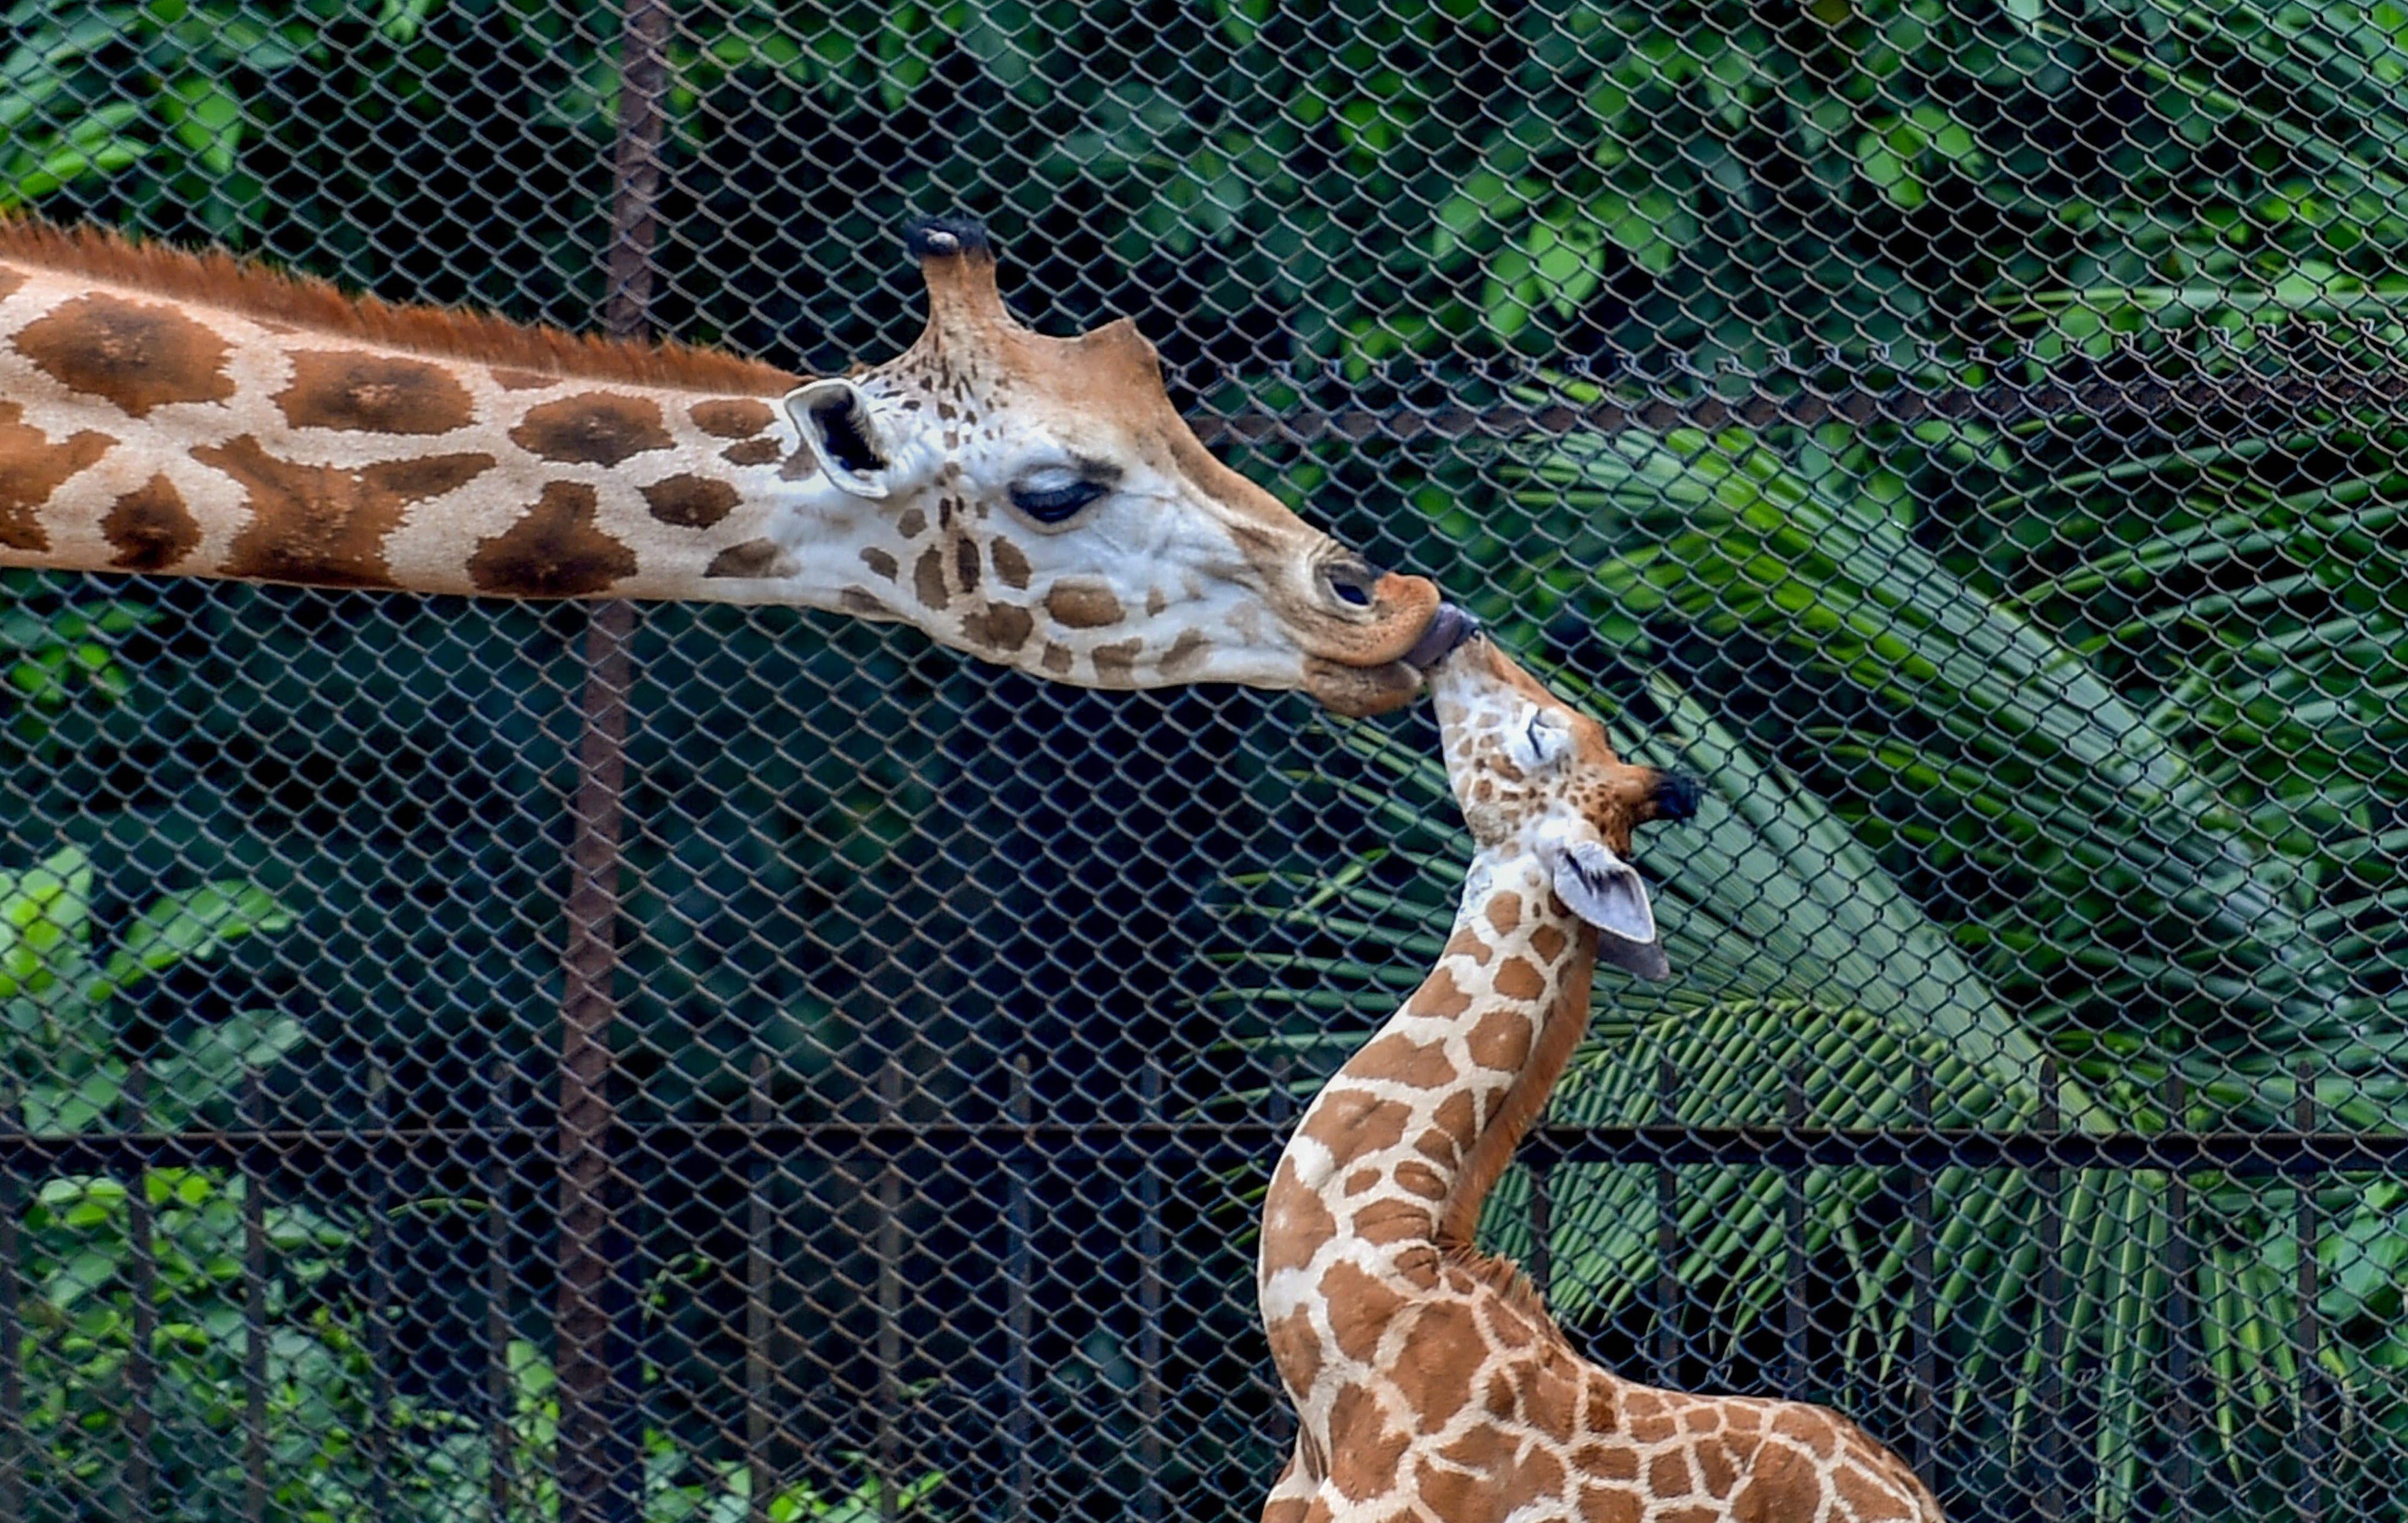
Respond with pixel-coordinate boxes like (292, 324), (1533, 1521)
(1907, 1061), (1938, 1475)
(1138, 1056), (1166, 1520)
(241, 1071), (268, 1523)
(486, 1063), (520, 1523)
(876, 1059), (904, 1523)
(1527, 1162), (1552, 1301)
(1783, 1062), (1808, 1400)
(1653, 1053), (1678, 1383)
(1264, 1051), (1294, 1455)
(124, 1062), (154, 1523)
(0, 1085), (23, 1523)
(2163, 1069), (2193, 1510)
(747, 1054), (775, 1523)
(1007, 1057), (1034, 1515)
(559, 0), (669, 1511)
(2294, 1066), (2322, 1522)
(2035, 1058), (2064, 1523)
(366, 1065), (393, 1523)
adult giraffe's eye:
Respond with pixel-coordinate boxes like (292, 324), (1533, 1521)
(1009, 472), (1109, 524)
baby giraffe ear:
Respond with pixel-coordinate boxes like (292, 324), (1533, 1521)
(1546, 835), (1669, 981)
(787, 379), (892, 498)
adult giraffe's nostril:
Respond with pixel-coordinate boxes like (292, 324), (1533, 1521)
(1323, 558), (1381, 610)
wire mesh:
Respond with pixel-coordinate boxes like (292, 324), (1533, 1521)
(2, 2), (2406, 1520)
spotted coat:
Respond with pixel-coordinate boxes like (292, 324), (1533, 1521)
(1257, 639), (1950, 1523)
(0, 219), (1445, 714)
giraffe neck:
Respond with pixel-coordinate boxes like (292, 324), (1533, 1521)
(1261, 853), (1597, 1291)
(0, 252), (915, 604)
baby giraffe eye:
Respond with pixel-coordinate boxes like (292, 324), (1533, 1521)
(1505, 708), (1567, 772)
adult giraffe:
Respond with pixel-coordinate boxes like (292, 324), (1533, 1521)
(1258, 633), (1948, 1522)
(0, 214), (1465, 711)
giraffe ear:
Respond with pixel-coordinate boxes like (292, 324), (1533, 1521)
(787, 380), (892, 498)
(1547, 836), (1668, 980)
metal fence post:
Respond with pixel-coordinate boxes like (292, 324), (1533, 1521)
(556, 0), (670, 1515)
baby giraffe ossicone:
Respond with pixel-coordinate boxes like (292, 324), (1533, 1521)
(1258, 634), (1947, 1522)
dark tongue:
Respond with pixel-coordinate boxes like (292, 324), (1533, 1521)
(1403, 603), (1478, 669)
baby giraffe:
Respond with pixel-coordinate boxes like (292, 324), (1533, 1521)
(1258, 633), (1947, 1522)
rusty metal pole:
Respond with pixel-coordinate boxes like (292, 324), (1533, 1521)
(556, 0), (669, 1518)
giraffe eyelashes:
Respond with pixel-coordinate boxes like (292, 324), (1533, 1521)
(1008, 471), (1110, 524)
(1503, 708), (1571, 774)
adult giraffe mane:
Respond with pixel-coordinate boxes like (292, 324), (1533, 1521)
(0, 217), (799, 396)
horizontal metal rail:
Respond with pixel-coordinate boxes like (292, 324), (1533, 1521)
(2, 1121), (2395, 1177)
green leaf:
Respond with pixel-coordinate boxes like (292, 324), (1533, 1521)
(101, 882), (292, 993)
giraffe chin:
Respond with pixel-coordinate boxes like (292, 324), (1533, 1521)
(1596, 931), (1671, 981)
(1301, 656), (1426, 717)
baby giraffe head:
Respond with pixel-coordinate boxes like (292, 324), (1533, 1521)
(1428, 632), (1702, 979)
(784, 217), (1462, 715)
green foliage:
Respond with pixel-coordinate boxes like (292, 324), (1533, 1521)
(1, 843), (295, 1133)
(398, 1342), (944, 1523)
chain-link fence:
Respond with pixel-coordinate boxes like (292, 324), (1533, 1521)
(4, 2), (2406, 1520)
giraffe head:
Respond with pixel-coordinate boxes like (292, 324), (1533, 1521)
(784, 218), (1462, 715)
(1428, 632), (1700, 978)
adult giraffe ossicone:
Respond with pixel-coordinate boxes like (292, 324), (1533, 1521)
(1259, 633), (1949, 1522)
(0, 214), (1465, 714)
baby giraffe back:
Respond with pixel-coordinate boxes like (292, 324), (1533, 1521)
(1258, 636), (1946, 1522)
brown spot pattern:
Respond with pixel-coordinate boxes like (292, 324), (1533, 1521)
(490, 367), (557, 390)
(721, 438), (782, 467)
(1327, 1384), (1408, 1502)
(1833, 1460), (1911, 1520)
(705, 539), (791, 579)
(509, 392), (674, 467)
(1395, 1302), (1481, 1430)
(990, 538), (1031, 589)
(640, 474), (740, 528)
(1044, 582), (1123, 629)
(1467, 1008), (1533, 1072)
(1696, 1440), (1740, 1498)
(276, 350), (473, 434)
(1266, 1309), (1322, 1396)
(689, 399), (775, 437)
(1351, 1202), (1434, 1244)
(896, 506), (926, 539)
(1646, 1451), (1691, 1496)
(1494, 956), (1547, 1001)
(1323, 1261), (1406, 1362)
(0, 270), (24, 301)
(1392, 1161), (1447, 1200)
(0, 403), (110, 550)
(1160, 629), (1210, 676)
(961, 602), (1035, 652)
(1091, 638), (1142, 683)
(953, 536), (980, 593)
(858, 546), (898, 580)
(466, 481), (637, 596)
(1442, 928), (1494, 967)
(1409, 968), (1473, 1019)
(1262, 1167), (1337, 1273)
(1301, 1091), (1412, 1160)
(16, 293), (234, 417)
(1580, 1484), (1643, 1523)
(912, 545), (947, 608)
(200, 435), (493, 587)
(1487, 893), (1523, 936)
(101, 474), (201, 571)
(1355, 1035), (1459, 1090)
(1531, 924), (1569, 961)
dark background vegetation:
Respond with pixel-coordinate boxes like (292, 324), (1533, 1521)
(5, 0), (2408, 1518)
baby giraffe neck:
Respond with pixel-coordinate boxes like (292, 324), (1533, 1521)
(1260, 855), (1597, 1291)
